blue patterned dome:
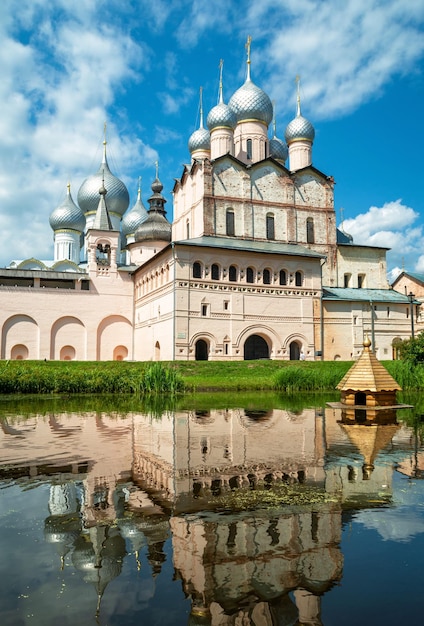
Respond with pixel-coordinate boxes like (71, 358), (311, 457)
(269, 136), (288, 162)
(285, 113), (315, 144)
(49, 185), (86, 232)
(77, 146), (129, 216)
(228, 78), (273, 126)
(121, 186), (148, 237)
(188, 126), (211, 153)
(207, 102), (236, 130)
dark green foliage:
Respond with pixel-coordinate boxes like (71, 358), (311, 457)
(397, 331), (424, 365)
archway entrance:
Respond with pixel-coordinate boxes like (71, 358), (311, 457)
(355, 391), (367, 405)
(195, 339), (209, 361)
(244, 335), (269, 360)
(289, 341), (301, 360)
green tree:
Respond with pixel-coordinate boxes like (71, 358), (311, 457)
(399, 331), (424, 365)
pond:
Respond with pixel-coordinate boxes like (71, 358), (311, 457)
(0, 394), (424, 626)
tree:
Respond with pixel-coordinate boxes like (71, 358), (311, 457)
(398, 331), (424, 365)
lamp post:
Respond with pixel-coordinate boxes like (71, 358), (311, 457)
(408, 292), (415, 339)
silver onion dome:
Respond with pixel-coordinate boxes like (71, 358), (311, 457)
(188, 126), (210, 153)
(121, 184), (148, 237)
(49, 184), (86, 232)
(285, 113), (315, 144)
(285, 81), (315, 144)
(228, 79), (273, 126)
(207, 102), (236, 130)
(77, 144), (129, 217)
(269, 136), (288, 162)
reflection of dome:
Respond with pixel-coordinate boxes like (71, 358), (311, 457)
(77, 143), (129, 217)
(72, 526), (126, 616)
(49, 185), (86, 232)
(44, 513), (81, 568)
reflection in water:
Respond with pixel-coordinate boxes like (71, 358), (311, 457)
(0, 404), (423, 625)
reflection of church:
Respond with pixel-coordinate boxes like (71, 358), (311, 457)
(0, 40), (416, 362)
(0, 402), (416, 624)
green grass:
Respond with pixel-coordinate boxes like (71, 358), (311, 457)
(0, 358), (422, 396)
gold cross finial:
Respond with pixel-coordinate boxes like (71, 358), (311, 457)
(103, 121), (107, 146)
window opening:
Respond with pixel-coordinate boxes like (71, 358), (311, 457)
(226, 210), (235, 236)
(266, 214), (275, 240)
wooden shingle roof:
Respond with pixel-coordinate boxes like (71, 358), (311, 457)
(337, 337), (401, 392)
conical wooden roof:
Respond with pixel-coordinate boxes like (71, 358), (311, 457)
(337, 337), (401, 392)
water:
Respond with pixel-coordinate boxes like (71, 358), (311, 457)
(0, 398), (424, 625)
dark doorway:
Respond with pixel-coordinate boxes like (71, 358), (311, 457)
(195, 339), (209, 361)
(244, 335), (269, 360)
(355, 391), (367, 405)
(289, 341), (300, 360)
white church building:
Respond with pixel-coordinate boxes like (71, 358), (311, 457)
(0, 45), (418, 362)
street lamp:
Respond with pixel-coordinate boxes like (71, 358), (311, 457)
(408, 292), (415, 338)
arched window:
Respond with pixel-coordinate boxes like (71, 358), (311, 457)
(306, 217), (314, 243)
(229, 265), (237, 281)
(263, 268), (271, 285)
(193, 262), (202, 278)
(96, 242), (111, 266)
(295, 271), (303, 287)
(266, 214), (275, 240)
(186, 220), (190, 239)
(226, 210), (235, 236)
(246, 138), (252, 160)
(211, 264), (220, 280)
(246, 267), (254, 283)
(279, 269), (287, 285)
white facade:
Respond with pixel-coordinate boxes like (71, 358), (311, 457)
(0, 51), (416, 362)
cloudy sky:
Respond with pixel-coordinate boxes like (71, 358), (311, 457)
(1, 0), (423, 277)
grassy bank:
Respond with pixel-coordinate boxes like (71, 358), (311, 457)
(0, 358), (422, 396)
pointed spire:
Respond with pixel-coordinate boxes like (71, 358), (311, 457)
(245, 35), (252, 81)
(102, 121), (108, 166)
(92, 170), (113, 230)
(218, 59), (224, 104)
(199, 87), (205, 129)
(295, 75), (302, 117)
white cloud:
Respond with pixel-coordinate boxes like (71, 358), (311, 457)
(343, 200), (424, 274)
(242, 0), (424, 118)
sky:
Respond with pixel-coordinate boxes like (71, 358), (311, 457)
(0, 0), (423, 279)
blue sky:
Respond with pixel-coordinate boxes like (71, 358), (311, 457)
(0, 0), (423, 278)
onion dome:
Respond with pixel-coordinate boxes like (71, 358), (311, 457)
(77, 137), (129, 217)
(135, 168), (171, 242)
(285, 78), (315, 144)
(121, 178), (149, 237)
(269, 136), (288, 161)
(49, 184), (86, 232)
(188, 87), (211, 154)
(269, 116), (288, 161)
(207, 60), (237, 130)
(228, 38), (273, 126)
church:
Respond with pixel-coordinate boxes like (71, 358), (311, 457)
(0, 43), (417, 362)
